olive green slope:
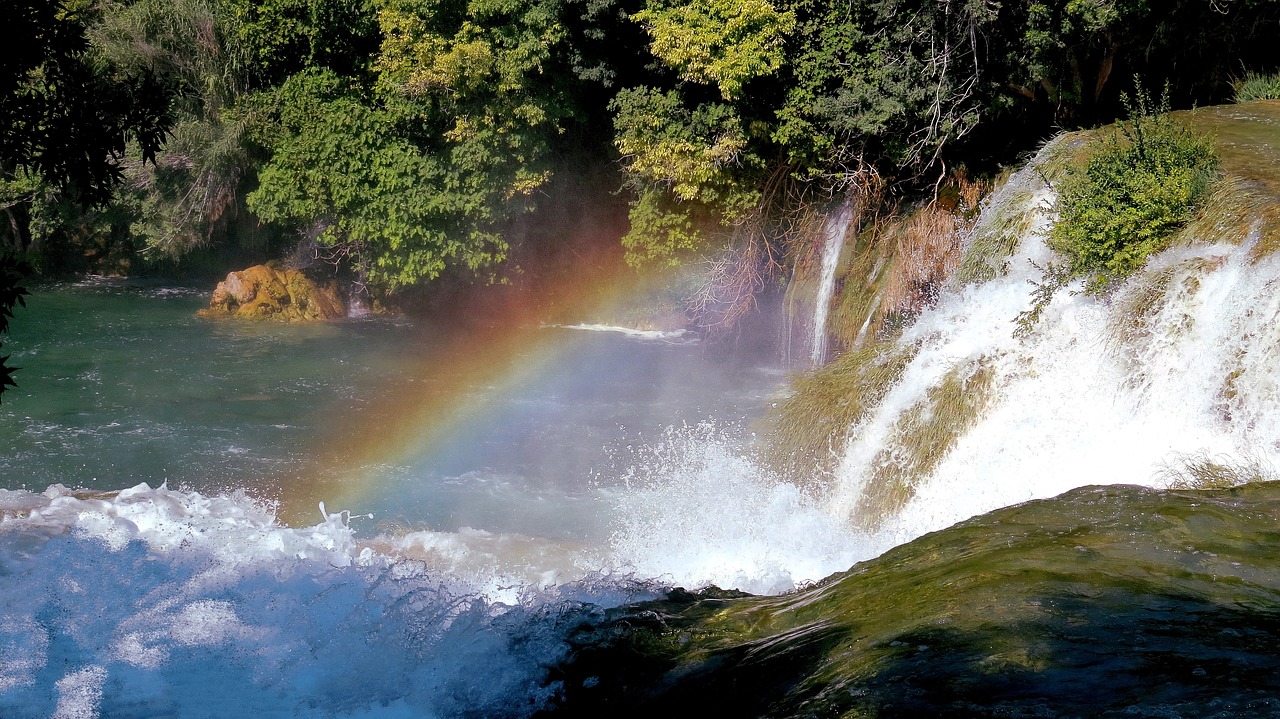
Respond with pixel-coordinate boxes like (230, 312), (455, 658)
(543, 482), (1280, 718)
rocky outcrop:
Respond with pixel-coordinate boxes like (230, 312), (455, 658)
(200, 264), (345, 321)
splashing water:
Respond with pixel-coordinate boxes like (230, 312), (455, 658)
(0, 484), (662, 719)
(607, 423), (871, 595)
(810, 200), (856, 366)
(826, 135), (1280, 547)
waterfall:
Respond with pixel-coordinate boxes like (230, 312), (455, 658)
(820, 135), (1280, 546)
(810, 200), (856, 366)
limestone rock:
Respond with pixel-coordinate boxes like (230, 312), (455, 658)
(200, 265), (345, 322)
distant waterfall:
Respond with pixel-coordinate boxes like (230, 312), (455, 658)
(810, 200), (856, 366)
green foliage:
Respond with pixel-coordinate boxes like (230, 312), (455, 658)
(1232, 72), (1280, 103)
(374, 0), (574, 196)
(1050, 86), (1219, 294)
(243, 0), (618, 290)
(91, 0), (249, 114)
(632, 0), (794, 100)
(225, 0), (379, 86)
(0, 253), (31, 401)
(91, 0), (263, 258)
(12, 0), (1280, 315)
(1, 0), (173, 215)
(610, 88), (758, 207)
(609, 86), (763, 267)
(775, 0), (1007, 172)
(620, 189), (709, 268)
(247, 70), (506, 290)
(1012, 260), (1073, 338)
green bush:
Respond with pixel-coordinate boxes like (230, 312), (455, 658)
(1233, 72), (1280, 103)
(1050, 86), (1219, 294)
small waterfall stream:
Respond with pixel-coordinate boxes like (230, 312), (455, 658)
(809, 200), (856, 366)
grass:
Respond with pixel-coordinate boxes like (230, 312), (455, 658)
(880, 203), (967, 317)
(1233, 72), (1280, 103)
(764, 341), (918, 479)
(855, 358), (995, 526)
(821, 172), (987, 351)
(1156, 450), (1275, 489)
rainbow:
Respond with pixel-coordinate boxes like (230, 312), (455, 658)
(273, 247), (674, 525)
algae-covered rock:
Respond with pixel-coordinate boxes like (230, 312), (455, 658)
(546, 483), (1280, 717)
(200, 264), (344, 321)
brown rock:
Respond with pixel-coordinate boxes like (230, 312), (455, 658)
(200, 265), (345, 322)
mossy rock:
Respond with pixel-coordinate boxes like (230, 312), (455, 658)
(200, 264), (345, 322)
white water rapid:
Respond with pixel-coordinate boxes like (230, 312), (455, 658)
(809, 200), (856, 366)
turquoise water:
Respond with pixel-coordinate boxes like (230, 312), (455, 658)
(2, 280), (417, 496)
(0, 279), (782, 539)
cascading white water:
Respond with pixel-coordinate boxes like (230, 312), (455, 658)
(823, 136), (1280, 547)
(810, 200), (856, 366)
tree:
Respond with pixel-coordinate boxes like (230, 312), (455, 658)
(246, 0), (626, 291)
(632, 0), (794, 101)
(2, 0), (172, 242)
(246, 69), (510, 290)
(0, 254), (29, 402)
(90, 0), (262, 258)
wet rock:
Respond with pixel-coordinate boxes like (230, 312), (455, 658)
(200, 264), (344, 322)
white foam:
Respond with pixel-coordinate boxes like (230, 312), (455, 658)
(52, 666), (106, 719)
(553, 323), (692, 341)
(0, 484), (627, 718)
(607, 424), (874, 594)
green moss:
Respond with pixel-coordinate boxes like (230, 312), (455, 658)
(855, 358), (994, 525)
(763, 341), (917, 479)
(550, 483), (1280, 716)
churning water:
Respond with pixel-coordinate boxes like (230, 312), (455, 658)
(5, 129), (1280, 715)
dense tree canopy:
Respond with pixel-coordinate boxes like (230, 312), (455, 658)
(2, 0), (171, 241)
(3, 0), (1279, 291)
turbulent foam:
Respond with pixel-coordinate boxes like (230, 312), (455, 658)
(0, 484), (658, 719)
(607, 424), (874, 594)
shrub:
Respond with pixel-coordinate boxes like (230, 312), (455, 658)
(1049, 85), (1219, 294)
(1233, 72), (1280, 103)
